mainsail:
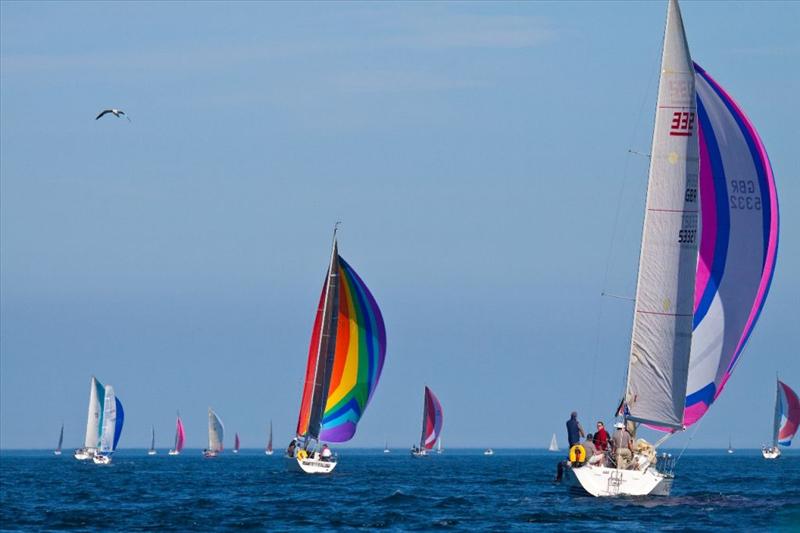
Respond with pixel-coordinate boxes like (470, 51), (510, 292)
(774, 380), (800, 447)
(549, 433), (559, 452)
(266, 421), (273, 453)
(234, 433), (240, 452)
(208, 408), (224, 452)
(149, 426), (156, 452)
(83, 376), (105, 450)
(420, 386), (443, 450)
(681, 64), (780, 427)
(625, 0), (699, 430)
(296, 229), (387, 443)
(57, 423), (64, 453)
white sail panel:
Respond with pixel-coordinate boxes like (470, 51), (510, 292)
(208, 409), (224, 452)
(83, 376), (104, 449)
(98, 385), (117, 453)
(626, 0), (699, 429)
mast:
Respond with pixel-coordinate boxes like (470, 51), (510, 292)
(624, 0), (699, 430)
(298, 225), (341, 441)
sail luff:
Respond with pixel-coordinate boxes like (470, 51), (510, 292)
(624, 0), (699, 429)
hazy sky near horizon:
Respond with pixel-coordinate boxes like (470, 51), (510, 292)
(1, 1), (798, 451)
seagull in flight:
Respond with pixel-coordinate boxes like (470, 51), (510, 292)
(95, 109), (130, 122)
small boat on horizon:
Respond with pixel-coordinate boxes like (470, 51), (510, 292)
(384, 440), (390, 454)
(484, 448), (494, 456)
(203, 408), (224, 458)
(265, 420), (274, 455)
(727, 436), (734, 454)
(548, 433), (559, 452)
(233, 432), (240, 454)
(148, 425), (157, 455)
(168, 413), (185, 456)
(411, 386), (442, 458)
(92, 385), (124, 465)
(54, 423), (64, 456)
(762, 379), (799, 459)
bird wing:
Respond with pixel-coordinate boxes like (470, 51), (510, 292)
(95, 110), (111, 120)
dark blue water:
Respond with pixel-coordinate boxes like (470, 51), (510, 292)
(1, 449), (798, 531)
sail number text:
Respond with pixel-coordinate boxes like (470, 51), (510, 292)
(669, 112), (695, 137)
(730, 179), (761, 210)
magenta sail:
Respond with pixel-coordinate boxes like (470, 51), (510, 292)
(175, 417), (185, 452)
(420, 387), (443, 450)
(234, 433), (240, 452)
(776, 381), (800, 447)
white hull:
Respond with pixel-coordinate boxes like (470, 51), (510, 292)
(484, 449), (494, 456)
(148, 450), (157, 456)
(288, 455), (337, 474)
(265, 450), (274, 456)
(203, 450), (219, 458)
(411, 449), (428, 458)
(73, 448), (95, 461)
(384, 449), (391, 454)
(565, 464), (672, 497)
(168, 450), (180, 456)
(233, 450), (239, 454)
(92, 454), (112, 465)
(54, 451), (62, 456)
(762, 447), (781, 459)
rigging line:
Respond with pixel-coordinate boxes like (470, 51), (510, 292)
(675, 417), (705, 467)
(588, 53), (661, 406)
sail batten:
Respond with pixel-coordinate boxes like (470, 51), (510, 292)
(625, 0), (699, 429)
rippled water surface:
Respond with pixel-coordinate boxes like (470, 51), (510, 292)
(1, 449), (798, 531)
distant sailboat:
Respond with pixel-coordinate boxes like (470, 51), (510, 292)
(411, 386), (442, 458)
(93, 385), (124, 465)
(54, 423), (64, 456)
(168, 414), (185, 456)
(548, 433), (559, 452)
(74, 376), (105, 461)
(762, 380), (800, 459)
(265, 421), (274, 455)
(484, 448), (494, 456)
(564, 0), (779, 498)
(148, 425), (157, 455)
(437, 437), (443, 455)
(290, 226), (387, 474)
(203, 408), (224, 458)
(233, 433), (240, 454)
(384, 440), (390, 454)
(727, 436), (734, 454)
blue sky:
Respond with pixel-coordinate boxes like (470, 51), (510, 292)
(1, 1), (798, 450)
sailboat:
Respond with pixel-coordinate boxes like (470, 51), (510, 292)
(548, 434), (559, 452)
(92, 385), (124, 465)
(564, 0), (779, 497)
(168, 413), (185, 456)
(289, 227), (387, 474)
(74, 376), (105, 460)
(762, 380), (800, 459)
(233, 433), (240, 454)
(203, 408), (224, 458)
(411, 386), (443, 458)
(384, 440), (391, 454)
(265, 421), (274, 455)
(148, 425), (157, 455)
(54, 423), (64, 456)
(484, 448), (494, 456)
(727, 436), (734, 454)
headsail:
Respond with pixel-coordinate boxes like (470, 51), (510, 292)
(296, 230), (387, 443)
(84, 376), (105, 449)
(98, 386), (117, 453)
(208, 408), (224, 452)
(420, 386), (443, 450)
(113, 397), (124, 451)
(625, 0), (699, 430)
(681, 64), (780, 426)
(176, 416), (186, 452)
(775, 380), (800, 447)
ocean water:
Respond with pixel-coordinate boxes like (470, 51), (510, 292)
(1, 449), (798, 531)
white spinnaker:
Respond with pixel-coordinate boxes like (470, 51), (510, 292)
(208, 409), (224, 452)
(98, 386), (117, 453)
(626, 0), (699, 429)
(83, 376), (104, 449)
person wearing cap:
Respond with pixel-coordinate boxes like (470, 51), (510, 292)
(566, 411), (585, 448)
(611, 421), (634, 469)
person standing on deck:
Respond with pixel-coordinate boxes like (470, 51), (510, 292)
(566, 412), (585, 447)
(593, 421), (609, 451)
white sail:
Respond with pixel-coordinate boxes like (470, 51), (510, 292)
(83, 376), (104, 449)
(98, 386), (117, 453)
(208, 408), (224, 452)
(549, 433), (559, 452)
(625, 0), (699, 429)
